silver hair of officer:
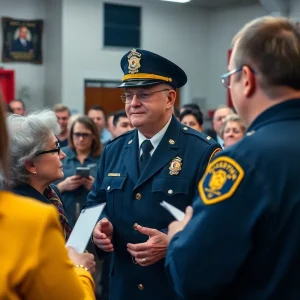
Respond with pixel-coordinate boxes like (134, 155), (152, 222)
(5, 109), (61, 187)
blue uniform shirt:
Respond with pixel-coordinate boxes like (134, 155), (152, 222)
(57, 146), (100, 226)
(165, 99), (300, 300)
(85, 116), (221, 300)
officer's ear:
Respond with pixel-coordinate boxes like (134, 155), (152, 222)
(166, 89), (176, 107)
(243, 66), (256, 97)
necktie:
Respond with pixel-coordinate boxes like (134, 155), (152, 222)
(139, 140), (154, 174)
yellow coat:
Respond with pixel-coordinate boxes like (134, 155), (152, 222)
(0, 191), (95, 300)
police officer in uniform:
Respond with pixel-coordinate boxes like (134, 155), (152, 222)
(165, 16), (300, 299)
(85, 48), (221, 300)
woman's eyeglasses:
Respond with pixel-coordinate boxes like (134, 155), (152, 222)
(73, 132), (92, 139)
(36, 146), (61, 157)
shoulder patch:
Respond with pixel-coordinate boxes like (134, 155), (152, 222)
(208, 147), (222, 163)
(199, 156), (244, 205)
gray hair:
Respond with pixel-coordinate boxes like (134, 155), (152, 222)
(220, 114), (246, 138)
(213, 105), (234, 120)
(5, 109), (61, 187)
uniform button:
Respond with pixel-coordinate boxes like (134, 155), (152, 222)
(168, 189), (173, 195)
(183, 127), (188, 130)
(133, 223), (138, 230)
(135, 193), (142, 200)
(107, 186), (111, 191)
(138, 284), (144, 291)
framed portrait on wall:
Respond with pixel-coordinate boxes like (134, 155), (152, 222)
(1, 17), (43, 64)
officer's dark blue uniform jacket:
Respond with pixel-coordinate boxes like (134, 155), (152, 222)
(86, 116), (220, 300)
(165, 99), (300, 300)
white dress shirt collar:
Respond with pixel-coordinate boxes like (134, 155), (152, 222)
(138, 117), (172, 156)
(216, 135), (224, 149)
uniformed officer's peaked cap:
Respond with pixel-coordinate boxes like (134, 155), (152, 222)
(119, 48), (187, 89)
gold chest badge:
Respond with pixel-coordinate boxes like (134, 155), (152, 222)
(127, 48), (141, 74)
(169, 157), (182, 175)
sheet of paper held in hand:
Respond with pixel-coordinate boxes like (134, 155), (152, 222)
(160, 201), (185, 221)
(66, 203), (106, 253)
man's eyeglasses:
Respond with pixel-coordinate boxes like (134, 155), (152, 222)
(36, 146), (61, 157)
(120, 88), (170, 104)
(221, 66), (256, 88)
(221, 67), (243, 88)
(73, 132), (92, 139)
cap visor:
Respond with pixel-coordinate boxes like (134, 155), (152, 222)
(118, 79), (166, 88)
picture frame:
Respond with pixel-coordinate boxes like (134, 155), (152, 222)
(2, 17), (43, 64)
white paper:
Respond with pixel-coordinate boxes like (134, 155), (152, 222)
(66, 203), (106, 253)
(160, 201), (185, 221)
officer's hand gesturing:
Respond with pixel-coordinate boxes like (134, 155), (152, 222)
(127, 225), (168, 266)
(92, 218), (114, 252)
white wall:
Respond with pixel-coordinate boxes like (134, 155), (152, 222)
(44, 0), (62, 108)
(61, 0), (210, 113)
(289, 0), (300, 19)
(207, 3), (267, 109)
(0, 0), (45, 108)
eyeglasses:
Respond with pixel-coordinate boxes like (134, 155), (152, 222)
(73, 132), (92, 139)
(221, 66), (257, 88)
(36, 146), (61, 157)
(120, 89), (170, 104)
(221, 67), (243, 88)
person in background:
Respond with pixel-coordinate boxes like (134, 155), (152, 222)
(86, 48), (221, 300)
(0, 101), (96, 299)
(56, 116), (102, 226)
(54, 104), (71, 147)
(180, 108), (203, 132)
(112, 109), (133, 138)
(11, 25), (34, 53)
(9, 99), (26, 115)
(3, 109), (72, 240)
(87, 105), (112, 144)
(166, 16), (300, 299)
(180, 103), (201, 114)
(209, 105), (234, 146)
(68, 113), (81, 132)
(5, 102), (13, 114)
(220, 114), (246, 148)
(106, 112), (115, 135)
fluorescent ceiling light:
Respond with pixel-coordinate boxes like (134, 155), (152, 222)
(161, 0), (191, 3)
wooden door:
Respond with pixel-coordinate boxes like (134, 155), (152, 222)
(85, 86), (125, 114)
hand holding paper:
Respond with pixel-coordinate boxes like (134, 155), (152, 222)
(160, 201), (185, 221)
(66, 203), (106, 253)
(160, 201), (194, 242)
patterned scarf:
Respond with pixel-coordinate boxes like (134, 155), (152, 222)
(44, 186), (72, 240)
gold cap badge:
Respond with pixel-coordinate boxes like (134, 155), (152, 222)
(128, 49), (141, 74)
(169, 156), (182, 175)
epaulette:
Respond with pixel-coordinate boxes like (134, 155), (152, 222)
(105, 129), (135, 147)
(181, 126), (218, 145)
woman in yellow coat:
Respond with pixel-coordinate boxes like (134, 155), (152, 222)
(0, 101), (96, 299)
